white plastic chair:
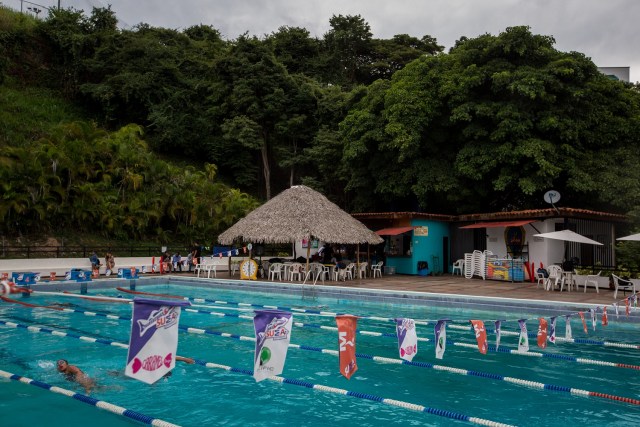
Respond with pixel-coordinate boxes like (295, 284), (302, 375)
(535, 269), (547, 289)
(371, 261), (383, 278)
(333, 264), (355, 282)
(343, 263), (355, 280)
(194, 258), (207, 277)
(230, 261), (240, 276)
(583, 271), (602, 293)
(289, 263), (304, 281)
(205, 259), (216, 278)
(452, 259), (464, 276)
(357, 262), (368, 279)
(268, 263), (283, 281)
(612, 274), (635, 299)
(545, 265), (563, 291)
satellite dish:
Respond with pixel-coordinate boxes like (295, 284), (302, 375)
(543, 190), (561, 205)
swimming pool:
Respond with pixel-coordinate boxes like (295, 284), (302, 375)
(1, 277), (639, 426)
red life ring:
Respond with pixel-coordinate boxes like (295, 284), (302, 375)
(1, 281), (29, 295)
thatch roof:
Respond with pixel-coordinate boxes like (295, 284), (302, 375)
(218, 185), (383, 245)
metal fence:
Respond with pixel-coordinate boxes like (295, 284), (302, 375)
(0, 243), (293, 260)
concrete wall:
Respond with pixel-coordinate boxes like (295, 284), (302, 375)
(0, 255), (248, 278)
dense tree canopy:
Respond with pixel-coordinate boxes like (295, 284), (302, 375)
(2, 5), (640, 244)
(342, 26), (640, 214)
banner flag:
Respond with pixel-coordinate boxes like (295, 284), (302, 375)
(537, 318), (548, 349)
(336, 315), (358, 379)
(395, 318), (418, 361)
(434, 320), (447, 359)
(579, 312), (588, 334)
(625, 298), (630, 316)
(613, 303), (619, 319)
(602, 307), (608, 326)
(589, 308), (597, 331)
(517, 319), (529, 352)
(549, 316), (557, 344)
(565, 315), (572, 340)
(470, 320), (487, 354)
(253, 310), (293, 382)
(494, 320), (504, 350)
(125, 298), (191, 384)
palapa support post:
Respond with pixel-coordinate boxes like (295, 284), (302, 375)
(303, 235), (311, 285)
(356, 243), (360, 281)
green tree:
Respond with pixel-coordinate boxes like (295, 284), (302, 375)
(341, 26), (640, 213)
(322, 14), (374, 86)
(210, 35), (295, 199)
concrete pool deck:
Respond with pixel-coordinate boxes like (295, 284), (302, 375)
(208, 270), (625, 306)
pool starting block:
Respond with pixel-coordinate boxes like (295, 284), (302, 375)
(118, 267), (139, 279)
(65, 269), (92, 282)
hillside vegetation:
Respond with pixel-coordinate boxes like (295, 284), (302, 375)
(2, 5), (640, 247)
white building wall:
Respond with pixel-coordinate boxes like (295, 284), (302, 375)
(485, 220), (566, 269)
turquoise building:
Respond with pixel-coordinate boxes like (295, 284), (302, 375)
(352, 212), (454, 276)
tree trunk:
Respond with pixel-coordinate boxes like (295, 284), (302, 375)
(261, 135), (271, 200)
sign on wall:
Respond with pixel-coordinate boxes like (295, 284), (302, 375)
(414, 226), (428, 237)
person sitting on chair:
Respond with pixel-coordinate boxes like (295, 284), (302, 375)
(89, 251), (102, 270)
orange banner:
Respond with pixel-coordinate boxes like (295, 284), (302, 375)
(470, 320), (487, 354)
(336, 315), (358, 379)
(537, 318), (548, 348)
(579, 312), (587, 334)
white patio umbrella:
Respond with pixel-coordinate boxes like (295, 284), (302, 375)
(617, 233), (640, 241)
(533, 230), (603, 245)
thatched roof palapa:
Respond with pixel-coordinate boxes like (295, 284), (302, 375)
(218, 185), (383, 245)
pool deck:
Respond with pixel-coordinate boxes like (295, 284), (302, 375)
(205, 270), (626, 306)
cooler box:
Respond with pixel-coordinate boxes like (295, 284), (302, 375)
(118, 268), (139, 279)
(11, 272), (38, 285)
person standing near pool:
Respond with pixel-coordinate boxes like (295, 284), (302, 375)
(57, 359), (95, 394)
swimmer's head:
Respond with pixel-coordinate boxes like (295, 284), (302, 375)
(56, 359), (68, 371)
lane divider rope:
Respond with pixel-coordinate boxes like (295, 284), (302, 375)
(110, 288), (640, 349)
(0, 318), (511, 427)
(2, 316), (639, 407)
(9, 295), (639, 371)
(0, 369), (180, 427)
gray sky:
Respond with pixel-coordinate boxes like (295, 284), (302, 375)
(12, 0), (640, 82)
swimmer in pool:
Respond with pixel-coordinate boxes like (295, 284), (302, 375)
(56, 359), (95, 394)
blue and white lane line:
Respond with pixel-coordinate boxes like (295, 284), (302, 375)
(4, 317), (640, 408)
(197, 360), (513, 427)
(0, 320), (512, 427)
(31, 290), (640, 350)
(0, 370), (180, 427)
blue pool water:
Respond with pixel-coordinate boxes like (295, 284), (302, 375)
(1, 278), (640, 426)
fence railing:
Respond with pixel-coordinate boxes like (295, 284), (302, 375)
(0, 244), (293, 260)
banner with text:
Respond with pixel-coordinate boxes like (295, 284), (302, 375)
(125, 298), (191, 384)
(253, 310), (293, 382)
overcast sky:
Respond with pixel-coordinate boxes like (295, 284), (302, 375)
(12, 0), (640, 82)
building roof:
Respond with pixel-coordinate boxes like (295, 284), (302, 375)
(218, 185), (383, 245)
(353, 207), (627, 223)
